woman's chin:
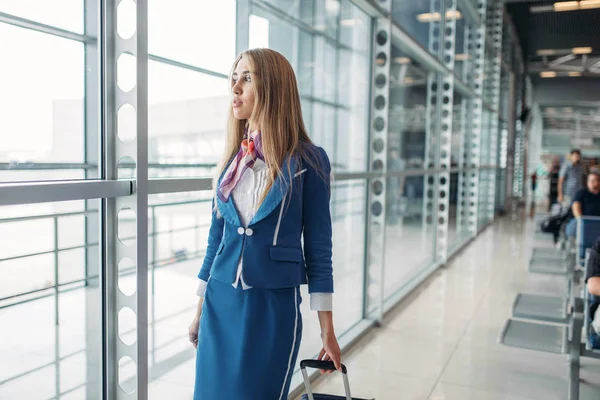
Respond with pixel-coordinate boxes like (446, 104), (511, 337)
(232, 110), (250, 120)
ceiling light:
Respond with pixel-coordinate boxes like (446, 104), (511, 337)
(540, 71), (557, 78)
(417, 12), (441, 22)
(340, 19), (362, 26)
(445, 10), (462, 20)
(394, 57), (412, 64)
(554, 1), (580, 11)
(455, 53), (471, 61)
(403, 77), (414, 84)
(537, 49), (563, 56)
(569, 71), (583, 76)
(417, 11), (462, 22)
(572, 47), (592, 54)
(580, 0), (600, 9)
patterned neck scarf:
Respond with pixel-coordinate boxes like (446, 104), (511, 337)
(217, 128), (265, 202)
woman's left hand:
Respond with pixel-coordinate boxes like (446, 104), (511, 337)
(317, 332), (342, 374)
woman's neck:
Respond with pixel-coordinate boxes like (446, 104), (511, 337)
(247, 120), (260, 133)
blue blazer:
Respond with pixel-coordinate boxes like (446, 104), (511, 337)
(197, 144), (334, 294)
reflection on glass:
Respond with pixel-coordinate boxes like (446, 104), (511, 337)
(0, 24), (84, 182)
(383, 171), (435, 299)
(388, 47), (431, 170)
(0, 200), (101, 399)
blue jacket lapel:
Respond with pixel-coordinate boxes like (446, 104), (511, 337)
(250, 154), (298, 225)
(215, 160), (242, 226)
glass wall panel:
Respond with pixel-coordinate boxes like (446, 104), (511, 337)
(385, 45), (435, 300)
(148, 0), (236, 74)
(0, 23), (85, 182)
(0, 1), (84, 33)
(145, 62), (229, 178)
(144, 193), (211, 399)
(388, 48), (430, 170)
(0, 200), (101, 400)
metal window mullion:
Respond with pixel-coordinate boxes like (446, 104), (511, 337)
(136, 1), (149, 398)
(236, 0), (251, 56)
(84, 0), (102, 398)
(467, 0), (488, 235)
(100, 1), (119, 399)
(456, 23), (472, 236)
(486, 1), (502, 220)
(366, 6), (391, 325)
(436, 0), (457, 263)
(422, 0), (443, 242)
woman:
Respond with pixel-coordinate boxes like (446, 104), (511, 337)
(188, 48), (341, 400)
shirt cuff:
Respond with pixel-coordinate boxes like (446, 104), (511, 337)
(196, 279), (208, 298)
(310, 292), (333, 311)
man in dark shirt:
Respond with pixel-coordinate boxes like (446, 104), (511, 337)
(565, 171), (600, 237)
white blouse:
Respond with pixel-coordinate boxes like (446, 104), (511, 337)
(196, 159), (332, 311)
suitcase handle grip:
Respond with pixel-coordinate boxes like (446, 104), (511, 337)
(300, 359), (347, 374)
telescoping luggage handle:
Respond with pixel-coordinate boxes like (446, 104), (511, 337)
(300, 360), (352, 400)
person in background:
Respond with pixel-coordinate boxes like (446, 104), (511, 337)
(565, 171), (600, 238)
(548, 157), (561, 212)
(558, 149), (584, 207)
(530, 171), (538, 218)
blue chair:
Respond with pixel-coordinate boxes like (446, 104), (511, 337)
(576, 217), (600, 268)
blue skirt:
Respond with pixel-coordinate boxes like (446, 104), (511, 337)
(194, 278), (303, 400)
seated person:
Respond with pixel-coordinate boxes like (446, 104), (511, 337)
(586, 238), (600, 348)
(565, 171), (600, 237)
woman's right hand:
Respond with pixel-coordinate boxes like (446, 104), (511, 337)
(188, 317), (200, 348)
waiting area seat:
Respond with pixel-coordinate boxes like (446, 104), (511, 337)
(500, 216), (600, 400)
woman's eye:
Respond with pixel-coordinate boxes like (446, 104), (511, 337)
(245, 75), (252, 82)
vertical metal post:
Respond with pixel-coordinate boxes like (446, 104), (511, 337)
(465, 0), (488, 236)
(53, 216), (60, 399)
(366, 0), (392, 324)
(422, 0), (444, 254)
(236, 0), (251, 55)
(101, 0), (119, 398)
(457, 22), (472, 240)
(486, 0), (502, 221)
(435, 0), (457, 263)
(54, 216), (60, 326)
(136, 1), (149, 397)
(151, 206), (156, 366)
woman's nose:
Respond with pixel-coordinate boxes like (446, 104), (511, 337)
(233, 82), (242, 95)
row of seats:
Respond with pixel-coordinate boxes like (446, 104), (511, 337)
(499, 215), (600, 400)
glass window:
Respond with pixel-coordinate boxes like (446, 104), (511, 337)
(0, 200), (101, 400)
(145, 61), (230, 178)
(384, 45), (436, 299)
(148, 0), (236, 74)
(313, 37), (337, 103)
(0, 0), (83, 33)
(454, 12), (468, 80)
(0, 23), (84, 182)
(388, 47), (431, 170)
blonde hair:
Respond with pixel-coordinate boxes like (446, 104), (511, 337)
(214, 48), (323, 208)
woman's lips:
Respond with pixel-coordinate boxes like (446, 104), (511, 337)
(233, 100), (243, 108)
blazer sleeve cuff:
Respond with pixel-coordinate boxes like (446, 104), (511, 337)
(196, 279), (208, 298)
(310, 292), (332, 311)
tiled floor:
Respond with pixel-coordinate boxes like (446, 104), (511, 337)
(294, 217), (600, 400)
